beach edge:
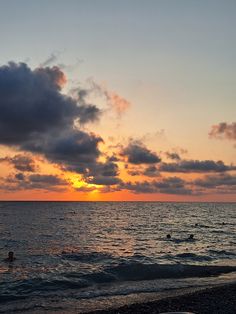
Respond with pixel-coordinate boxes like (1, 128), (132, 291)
(87, 282), (236, 314)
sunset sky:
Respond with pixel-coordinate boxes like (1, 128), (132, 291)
(0, 0), (235, 201)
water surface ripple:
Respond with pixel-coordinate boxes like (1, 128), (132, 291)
(0, 202), (235, 312)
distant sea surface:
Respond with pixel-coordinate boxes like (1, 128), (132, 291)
(0, 202), (235, 313)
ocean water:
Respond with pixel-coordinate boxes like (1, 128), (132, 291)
(0, 201), (235, 313)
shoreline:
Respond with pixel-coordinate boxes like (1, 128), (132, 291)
(87, 282), (236, 314)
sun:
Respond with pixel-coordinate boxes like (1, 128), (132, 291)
(67, 173), (101, 194)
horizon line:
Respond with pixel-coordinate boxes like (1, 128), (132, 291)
(0, 200), (235, 203)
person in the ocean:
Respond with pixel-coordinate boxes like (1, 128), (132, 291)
(188, 234), (194, 240)
(166, 234), (171, 239)
(4, 251), (16, 262)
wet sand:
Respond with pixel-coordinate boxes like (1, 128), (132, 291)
(88, 282), (236, 314)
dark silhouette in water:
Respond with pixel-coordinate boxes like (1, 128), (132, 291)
(166, 234), (171, 239)
(188, 234), (194, 240)
(4, 251), (16, 262)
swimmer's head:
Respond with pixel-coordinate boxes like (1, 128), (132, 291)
(8, 251), (14, 261)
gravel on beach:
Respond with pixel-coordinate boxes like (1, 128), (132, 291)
(88, 283), (236, 314)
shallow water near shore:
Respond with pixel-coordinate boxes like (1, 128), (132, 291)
(0, 201), (235, 313)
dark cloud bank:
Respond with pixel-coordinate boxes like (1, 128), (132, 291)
(0, 62), (119, 185)
(0, 62), (126, 190)
(0, 62), (101, 146)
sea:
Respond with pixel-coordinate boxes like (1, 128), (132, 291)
(0, 202), (235, 313)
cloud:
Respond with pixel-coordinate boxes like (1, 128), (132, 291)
(127, 165), (160, 177)
(107, 155), (120, 162)
(88, 80), (131, 117)
(15, 172), (25, 181)
(35, 130), (103, 174)
(0, 154), (37, 172)
(27, 174), (67, 189)
(75, 89), (102, 124)
(165, 152), (181, 161)
(121, 141), (161, 164)
(0, 62), (103, 176)
(73, 185), (96, 193)
(120, 177), (192, 195)
(209, 122), (236, 141)
(1, 173), (67, 192)
(127, 170), (142, 176)
(87, 176), (122, 186)
(159, 160), (236, 173)
(35, 65), (67, 89)
(0, 62), (102, 145)
(194, 173), (236, 188)
(155, 176), (184, 187)
(143, 166), (160, 177)
(0, 62), (72, 145)
(77, 104), (101, 124)
(84, 161), (121, 185)
(105, 90), (130, 117)
(0, 62), (128, 188)
(1, 61), (234, 196)
(121, 180), (156, 193)
(57, 58), (84, 72)
(40, 53), (59, 67)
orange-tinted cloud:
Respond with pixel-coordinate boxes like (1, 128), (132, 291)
(36, 65), (67, 89)
(0, 154), (37, 172)
(105, 90), (131, 116)
(86, 80), (131, 117)
(209, 122), (236, 141)
(0, 173), (68, 192)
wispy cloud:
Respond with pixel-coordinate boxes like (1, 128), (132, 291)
(87, 80), (131, 118)
(40, 53), (59, 67)
(209, 122), (236, 143)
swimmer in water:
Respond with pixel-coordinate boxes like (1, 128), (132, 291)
(4, 251), (16, 262)
(188, 234), (194, 240)
(166, 234), (171, 239)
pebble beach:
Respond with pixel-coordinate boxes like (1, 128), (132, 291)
(89, 283), (236, 314)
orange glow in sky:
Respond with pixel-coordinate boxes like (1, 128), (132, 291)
(0, 2), (235, 201)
